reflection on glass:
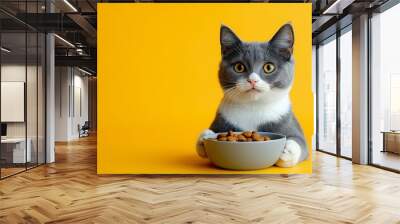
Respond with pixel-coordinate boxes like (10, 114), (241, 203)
(340, 29), (352, 158)
(371, 4), (400, 171)
(318, 37), (337, 154)
(1, 32), (27, 177)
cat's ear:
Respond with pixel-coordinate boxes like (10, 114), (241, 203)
(220, 25), (241, 54)
(270, 23), (294, 60)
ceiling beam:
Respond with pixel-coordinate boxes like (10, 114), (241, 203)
(55, 55), (96, 72)
(322, 0), (356, 14)
(67, 13), (97, 39)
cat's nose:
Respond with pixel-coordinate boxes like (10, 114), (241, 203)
(247, 79), (258, 86)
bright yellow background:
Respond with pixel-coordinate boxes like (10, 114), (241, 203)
(98, 3), (312, 174)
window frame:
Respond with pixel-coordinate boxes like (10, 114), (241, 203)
(315, 24), (353, 161)
(367, 1), (400, 173)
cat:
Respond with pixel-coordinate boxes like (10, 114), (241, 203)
(196, 23), (308, 168)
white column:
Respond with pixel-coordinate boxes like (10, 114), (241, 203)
(46, 32), (55, 163)
(55, 67), (73, 141)
(352, 14), (369, 164)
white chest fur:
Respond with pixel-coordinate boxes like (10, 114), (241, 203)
(218, 96), (291, 131)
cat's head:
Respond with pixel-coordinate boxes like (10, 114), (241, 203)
(218, 23), (295, 103)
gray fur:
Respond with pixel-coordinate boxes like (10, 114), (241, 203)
(219, 24), (295, 90)
(210, 23), (308, 163)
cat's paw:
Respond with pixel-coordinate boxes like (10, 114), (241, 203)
(275, 139), (302, 168)
(196, 129), (216, 158)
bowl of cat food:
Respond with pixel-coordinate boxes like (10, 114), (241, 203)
(203, 131), (286, 170)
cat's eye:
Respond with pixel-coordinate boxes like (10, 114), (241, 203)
(233, 63), (246, 73)
(263, 63), (275, 74)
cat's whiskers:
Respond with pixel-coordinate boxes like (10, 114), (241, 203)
(222, 87), (237, 97)
(221, 87), (243, 109)
(221, 84), (236, 90)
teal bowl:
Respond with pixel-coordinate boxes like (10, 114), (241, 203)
(203, 132), (286, 170)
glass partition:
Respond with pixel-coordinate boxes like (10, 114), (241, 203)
(1, 31), (28, 177)
(0, 2), (46, 179)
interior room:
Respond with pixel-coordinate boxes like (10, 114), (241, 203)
(0, 13), (46, 177)
(1, 0), (400, 223)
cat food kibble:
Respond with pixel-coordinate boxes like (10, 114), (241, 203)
(227, 136), (237, 141)
(237, 135), (247, 142)
(243, 131), (252, 138)
(215, 130), (271, 142)
(218, 137), (227, 141)
(217, 133), (227, 138)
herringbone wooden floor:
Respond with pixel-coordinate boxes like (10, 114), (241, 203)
(1, 135), (400, 224)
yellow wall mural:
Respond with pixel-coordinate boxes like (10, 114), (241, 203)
(98, 3), (312, 174)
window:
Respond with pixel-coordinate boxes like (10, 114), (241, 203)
(339, 28), (352, 158)
(317, 36), (337, 154)
(316, 26), (353, 159)
(371, 3), (400, 171)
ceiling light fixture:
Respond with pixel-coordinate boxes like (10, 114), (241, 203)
(78, 67), (93, 76)
(63, 0), (78, 12)
(1, 47), (11, 53)
(54, 34), (75, 48)
(76, 48), (85, 55)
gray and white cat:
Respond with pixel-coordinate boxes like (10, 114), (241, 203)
(196, 23), (308, 167)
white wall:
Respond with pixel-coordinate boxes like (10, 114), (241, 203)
(1, 65), (26, 138)
(55, 67), (89, 141)
(1, 65), (38, 138)
(55, 67), (70, 141)
(72, 73), (89, 138)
